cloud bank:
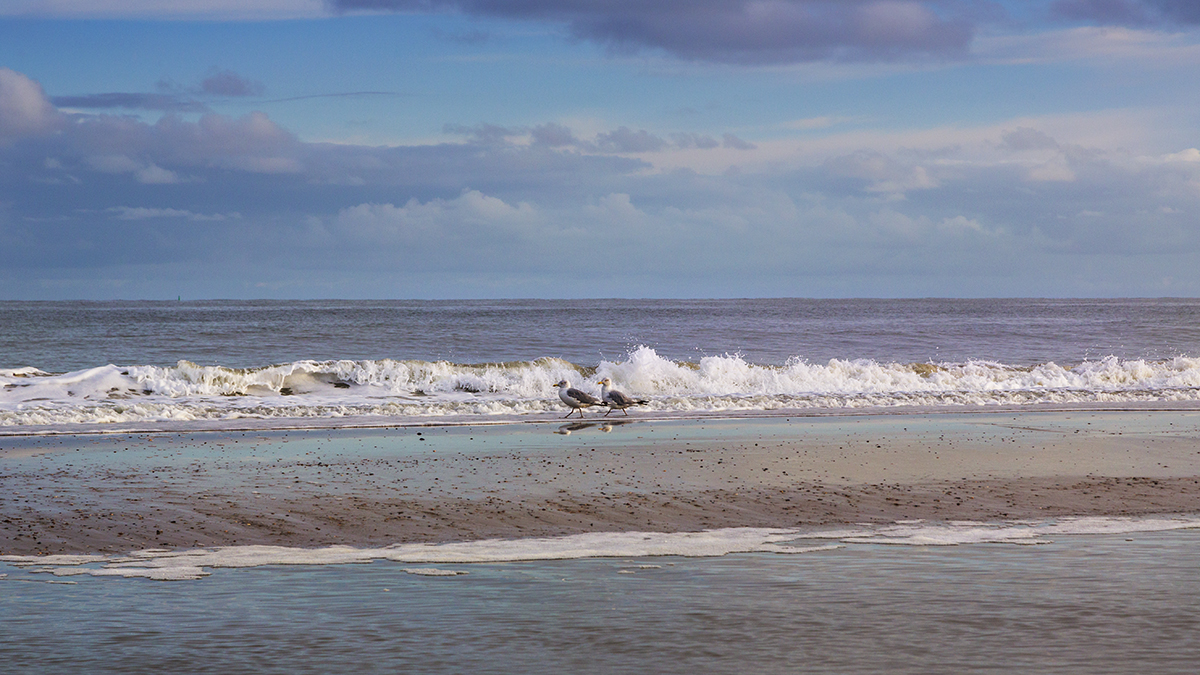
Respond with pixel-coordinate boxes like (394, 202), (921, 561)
(3, 68), (1200, 298)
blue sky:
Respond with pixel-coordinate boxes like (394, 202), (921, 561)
(2, 0), (1200, 299)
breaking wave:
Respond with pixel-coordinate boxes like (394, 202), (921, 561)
(4, 346), (1200, 427)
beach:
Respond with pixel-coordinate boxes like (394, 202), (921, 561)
(5, 406), (1199, 557)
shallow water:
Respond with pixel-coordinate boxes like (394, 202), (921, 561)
(6, 413), (1200, 497)
(4, 528), (1198, 674)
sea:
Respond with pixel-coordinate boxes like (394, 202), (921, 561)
(3, 298), (1200, 673)
(3, 297), (1200, 427)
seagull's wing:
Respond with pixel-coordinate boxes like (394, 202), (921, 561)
(567, 388), (602, 405)
(606, 389), (634, 406)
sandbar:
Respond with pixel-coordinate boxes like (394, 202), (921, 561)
(2, 408), (1199, 555)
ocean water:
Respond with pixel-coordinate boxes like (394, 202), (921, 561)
(3, 524), (1199, 674)
(3, 298), (1200, 428)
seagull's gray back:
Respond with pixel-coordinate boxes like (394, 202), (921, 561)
(602, 385), (647, 408)
(606, 389), (635, 406)
(566, 387), (601, 406)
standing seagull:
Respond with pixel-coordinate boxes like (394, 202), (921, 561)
(597, 377), (649, 416)
(553, 379), (604, 418)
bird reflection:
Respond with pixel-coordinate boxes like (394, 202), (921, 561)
(554, 420), (634, 435)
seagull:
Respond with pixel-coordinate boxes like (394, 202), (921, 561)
(553, 379), (604, 418)
(597, 377), (649, 416)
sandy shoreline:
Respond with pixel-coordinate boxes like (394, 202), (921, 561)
(3, 408), (1199, 556)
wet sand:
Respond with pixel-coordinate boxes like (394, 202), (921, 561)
(3, 409), (1200, 555)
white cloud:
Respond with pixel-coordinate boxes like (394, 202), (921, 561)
(976, 26), (1200, 66)
(331, 190), (542, 245)
(1164, 148), (1200, 162)
(779, 116), (847, 131)
(825, 150), (939, 196)
(583, 192), (645, 222)
(1026, 158), (1077, 182)
(938, 215), (995, 236)
(135, 164), (182, 184)
(0, 68), (62, 144)
(61, 109), (303, 179)
(87, 155), (143, 174)
(85, 157), (186, 183)
(107, 207), (238, 221)
(621, 107), (1177, 179)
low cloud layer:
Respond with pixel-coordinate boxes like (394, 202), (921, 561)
(50, 69), (265, 114)
(199, 69), (266, 97)
(443, 122), (755, 154)
(51, 92), (211, 113)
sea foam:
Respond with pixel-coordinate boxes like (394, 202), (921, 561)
(3, 516), (1197, 582)
(4, 347), (1200, 427)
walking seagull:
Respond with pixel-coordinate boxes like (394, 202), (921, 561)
(553, 379), (604, 418)
(597, 377), (649, 416)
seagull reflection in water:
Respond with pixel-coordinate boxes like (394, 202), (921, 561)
(554, 420), (634, 435)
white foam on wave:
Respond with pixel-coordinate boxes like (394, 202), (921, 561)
(1, 528), (814, 581)
(404, 568), (469, 577)
(3, 515), (1197, 582)
(794, 514), (1200, 546)
(5, 348), (1200, 427)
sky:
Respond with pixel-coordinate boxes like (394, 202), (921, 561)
(1, 0), (1199, 299)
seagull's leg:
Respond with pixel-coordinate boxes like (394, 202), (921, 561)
(604, 407), (613, 417)
(622, 407), (629, 416)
